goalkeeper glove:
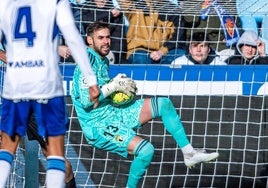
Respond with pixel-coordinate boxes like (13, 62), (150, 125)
(101, 73), (137, 98)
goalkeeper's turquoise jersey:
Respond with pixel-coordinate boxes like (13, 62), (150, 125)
(72, 47), (111, 110)
(71, 47), (144, 158)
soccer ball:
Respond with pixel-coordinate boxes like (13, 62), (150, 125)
(111, 91), (135, 106)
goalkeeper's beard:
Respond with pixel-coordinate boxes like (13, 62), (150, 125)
(96, 45), (110, 57)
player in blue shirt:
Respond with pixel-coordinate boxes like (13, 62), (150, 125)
(0, 0), (99, 187)
(71, 21), (219, 188)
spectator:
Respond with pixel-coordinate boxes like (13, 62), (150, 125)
(225, 30), (268, 65)
(0, 43), (73, 64)
(183, 0), (241, 52)
(71, 21), (219, 188)
(69, 0), (87, 35)
(118, 0), (186, 64)
(236, 0), (268, 55)
(171, 32), (226, 66)
(82, 0), (127, 64)
(59, 0), (87, 63)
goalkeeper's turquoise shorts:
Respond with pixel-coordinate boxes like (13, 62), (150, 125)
(78, 99), (144, 158)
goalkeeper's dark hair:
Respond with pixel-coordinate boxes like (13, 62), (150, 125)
(86, 21), (110, 36)
(85, 21), (111, 45)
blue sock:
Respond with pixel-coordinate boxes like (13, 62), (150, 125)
(0, 150), (14, 187)
(151, 97), (190, 148)
(46, 156), (66, 188)
(127, 140), (154, 188)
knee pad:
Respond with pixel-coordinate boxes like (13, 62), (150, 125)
(134, 140), (154, 165)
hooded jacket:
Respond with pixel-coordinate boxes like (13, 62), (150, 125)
(225, 30), (268, 65)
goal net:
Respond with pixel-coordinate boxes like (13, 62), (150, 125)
(2, 0), (268, 187)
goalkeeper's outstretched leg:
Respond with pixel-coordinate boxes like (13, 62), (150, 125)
(145, 97), (219, 168)
(124, 97), (219, 187)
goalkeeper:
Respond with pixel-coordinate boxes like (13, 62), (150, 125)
(71, 21), (219, 188)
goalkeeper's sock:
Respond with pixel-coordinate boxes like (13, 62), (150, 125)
(150, 97), (191, 149)
(127, 140), (154, 188)
(0, 150), (13, 187)
(46, 156), (66, 188)
(181, 144), (194, 154)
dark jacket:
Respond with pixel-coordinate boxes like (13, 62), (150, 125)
(225, 52), (268, 65)
(225, 30), (268, 65)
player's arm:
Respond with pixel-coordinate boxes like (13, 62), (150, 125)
(0, 44), (70, 64)
(56, 0), (100, 104)
(56, 0), (97, 87)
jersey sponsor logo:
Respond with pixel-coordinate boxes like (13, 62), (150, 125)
(8, 59), (44, 68)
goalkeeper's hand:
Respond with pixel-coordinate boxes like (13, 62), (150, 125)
(101, 73), (137, 97)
